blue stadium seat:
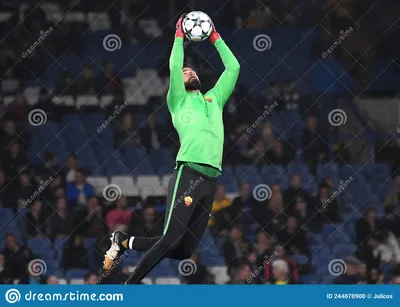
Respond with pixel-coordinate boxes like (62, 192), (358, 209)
(66, 269), (91, 279)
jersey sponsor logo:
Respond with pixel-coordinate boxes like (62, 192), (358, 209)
(184, 196), (193, 206)
(204, 96), (212, 103)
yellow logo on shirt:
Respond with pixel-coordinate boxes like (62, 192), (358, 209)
(204, 96), (212, 103)
(184, 196), (193, 207)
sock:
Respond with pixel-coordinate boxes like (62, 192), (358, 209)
(128, 236), (135, 249)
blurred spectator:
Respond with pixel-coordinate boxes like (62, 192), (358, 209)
(277, 217), (309, 255)
(253, 192), (287, 234)
(115, 113), (141, 148)
(334, 256), (362, 284)
(12, 172), (37, 209)
(3, 142), (27, 179)
(65, 154), (79, 183)
(0, 120), (18, 149)
(84, 272), (98, 284)
(367, 230), (400, 265)
(253, 231), (276, 267)
(224, 126), (252, 165)
(311, 185), (340, 230)
(0, 252), (13, 284)
(0, 170), (11, 207)
(291, 198), (312, 231)
(227, 262), (253, 284)
(36, 153), (59, 179)
(284, 174), (311, 214)
(61, 235), (89, 270)
(357, 262), (368, 284)
(54, 72), (77, 96)
(139, 114), (161, 151)
(222, 224), (251, 273)
(45, 276), (59, 284)
(390, 268), (400, 284)
(10, 92), (29, 127)
(106, 196), (132, 232)
(49, 198), (74, 239)
(269, 259), (290, 284)
(264, 245), (299, 284)
(75, 196), (106, 239)
(367, 268), (383, 284)
(212, 182), (254, 236)
(97, 61), (123, 96)
(209, 184), (232, 227)
(77, 66), (97, 95)
(356, 209), (380, 246)
(302, 115), (328, 172)
(65, 169), (95, 206)
(21, 200), (49, 241)
(129, 205), (162, 237)
(181, 253), (215, 284)
(385, 174), (400, 208)
(1, 233), (34, 284)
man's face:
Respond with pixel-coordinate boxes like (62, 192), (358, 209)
(183, 67), (201, 90)
(85, 274), (97, 284)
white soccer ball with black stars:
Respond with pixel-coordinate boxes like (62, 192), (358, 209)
(182, 11), (213, 42)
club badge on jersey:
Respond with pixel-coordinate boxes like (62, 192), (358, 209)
(184, 196), (193, 206)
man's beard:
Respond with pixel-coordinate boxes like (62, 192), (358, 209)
(184, 78), (201, 90)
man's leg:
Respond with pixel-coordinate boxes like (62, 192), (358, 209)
(124, 165), (203, 284)
(172, 177), (217, 260)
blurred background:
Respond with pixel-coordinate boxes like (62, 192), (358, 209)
(0, 0), (400, 285)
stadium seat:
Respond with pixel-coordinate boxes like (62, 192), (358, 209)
(110, 176), (139, 197)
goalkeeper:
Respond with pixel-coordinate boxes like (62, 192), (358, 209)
(104, 14), (240, 284)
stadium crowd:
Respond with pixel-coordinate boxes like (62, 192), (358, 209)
(1, 0), (400, 285)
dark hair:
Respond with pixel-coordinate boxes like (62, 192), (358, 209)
(183, 63), (194, 70)
(84, 272), (96, 282)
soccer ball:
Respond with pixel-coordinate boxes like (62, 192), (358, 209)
(182, 11), (213, 42)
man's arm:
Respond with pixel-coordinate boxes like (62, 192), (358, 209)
(209, 25), (240, 108)
(167, 16), (187, 112)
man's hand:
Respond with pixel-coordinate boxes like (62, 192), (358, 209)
(175, 14), (186, 39)
(209, 18), (221, 45)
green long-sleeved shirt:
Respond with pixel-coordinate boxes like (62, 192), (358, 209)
(167, 37), (240, 177)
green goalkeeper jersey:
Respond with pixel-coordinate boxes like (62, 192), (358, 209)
(167, 37), (240, 176)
